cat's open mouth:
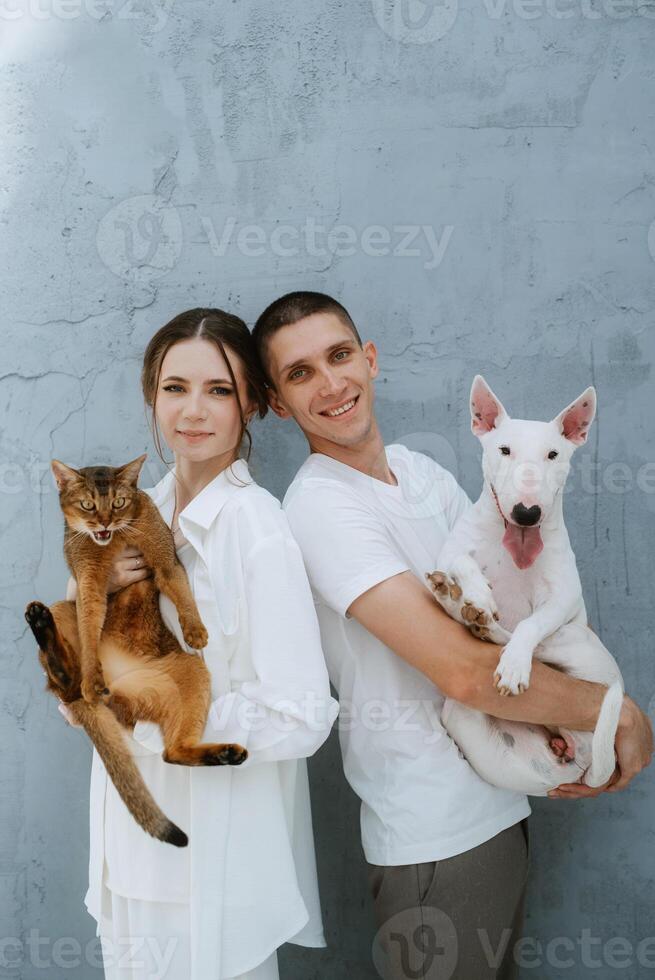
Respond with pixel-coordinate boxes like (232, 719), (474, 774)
(93, 530), (113, 545)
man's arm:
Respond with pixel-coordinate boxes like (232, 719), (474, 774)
(348, 570), (652, 790)
(349, 570), (607, 730)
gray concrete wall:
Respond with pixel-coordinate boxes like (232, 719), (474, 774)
(1, 2), (654, 977)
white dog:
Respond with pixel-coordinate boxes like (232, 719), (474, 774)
(426, 376), (624, 795)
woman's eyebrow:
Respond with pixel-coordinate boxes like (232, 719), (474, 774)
(162, 375), (233, 385)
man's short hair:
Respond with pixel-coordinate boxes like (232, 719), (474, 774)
(252, 291), (362, 382)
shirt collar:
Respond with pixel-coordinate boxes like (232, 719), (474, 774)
(146, 457), (253, 532)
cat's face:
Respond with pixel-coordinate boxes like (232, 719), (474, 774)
(51, 455), (146, 547)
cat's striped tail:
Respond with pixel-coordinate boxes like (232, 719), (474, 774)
(67, 698), (188, 847)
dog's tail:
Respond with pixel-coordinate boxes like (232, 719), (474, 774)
(584, 679), (624, 788)
(68, 699), (188, 847)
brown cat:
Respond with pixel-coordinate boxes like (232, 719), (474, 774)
(25, 453), (247, 848)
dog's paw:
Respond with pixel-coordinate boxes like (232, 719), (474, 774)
(426, 567), (508, 644)
(426, 570), (462, 603)
(493, 646), (532, 696)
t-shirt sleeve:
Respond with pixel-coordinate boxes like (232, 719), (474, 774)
(285, 482), (410, 618)
(402, 447), (472, 533)
(439, 465), (473, 531)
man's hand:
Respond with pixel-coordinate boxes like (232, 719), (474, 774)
(547, 765), (620, 799)
(548, 695), (653, 799)
(107, 546), (152, 594)
(608, 695), (653, 791)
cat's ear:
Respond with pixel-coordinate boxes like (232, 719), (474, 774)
(51, 460), (80, 492)
(116, 453), (148, 487)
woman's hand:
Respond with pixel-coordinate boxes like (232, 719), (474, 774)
(107, 546), (153, 594)
(66, 547), (152, 600)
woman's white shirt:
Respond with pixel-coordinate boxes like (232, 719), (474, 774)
(84, 459), (339, 979)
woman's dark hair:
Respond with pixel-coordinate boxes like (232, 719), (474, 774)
(141, 307), (268, 467)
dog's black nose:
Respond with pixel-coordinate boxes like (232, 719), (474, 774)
(512, 503), (541, 526)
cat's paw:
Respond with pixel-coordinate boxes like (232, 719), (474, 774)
(81, 669), (110, 704)
(25, 601), (55, 648)
(202, 743), (248, 766)
(180, 617), (208, 651)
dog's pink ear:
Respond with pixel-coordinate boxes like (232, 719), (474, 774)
(470, 375), (508, 436)
(552, 386), (596, 446)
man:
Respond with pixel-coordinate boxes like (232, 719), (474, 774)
(252, 291), (652, 980)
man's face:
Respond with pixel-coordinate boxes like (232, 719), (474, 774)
(265, 312), (379, 450)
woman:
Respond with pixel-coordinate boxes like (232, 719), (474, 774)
(61, 308), (339, 979)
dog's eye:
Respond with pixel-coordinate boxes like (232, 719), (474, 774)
(80, 500), (95, 511)
(112, 497), (126, 509)
(547, 450), (559, 460)
(499, 446), (511, 456)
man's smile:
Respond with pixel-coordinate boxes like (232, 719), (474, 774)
(318, 395), (360, 419)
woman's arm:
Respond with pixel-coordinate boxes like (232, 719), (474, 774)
(206, 506), (339, 766)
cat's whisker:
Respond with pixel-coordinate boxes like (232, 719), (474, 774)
(68, 530), (91, 543)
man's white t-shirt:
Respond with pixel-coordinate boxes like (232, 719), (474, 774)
(284, 443), (531, 867)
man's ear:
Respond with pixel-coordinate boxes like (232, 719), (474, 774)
(267, 386), (292, 420)
(470, 375), (508, 436)
(551, 386), (596, 446)
(363, 340), (379, 380)
(243, 398), (257, 424)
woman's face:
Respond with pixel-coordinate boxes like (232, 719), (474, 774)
(155, 338), (252, 465)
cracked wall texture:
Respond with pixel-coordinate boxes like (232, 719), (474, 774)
(1, 2), (654, 978)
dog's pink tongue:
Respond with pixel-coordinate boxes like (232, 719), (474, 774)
(503, 524), (543, 569)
